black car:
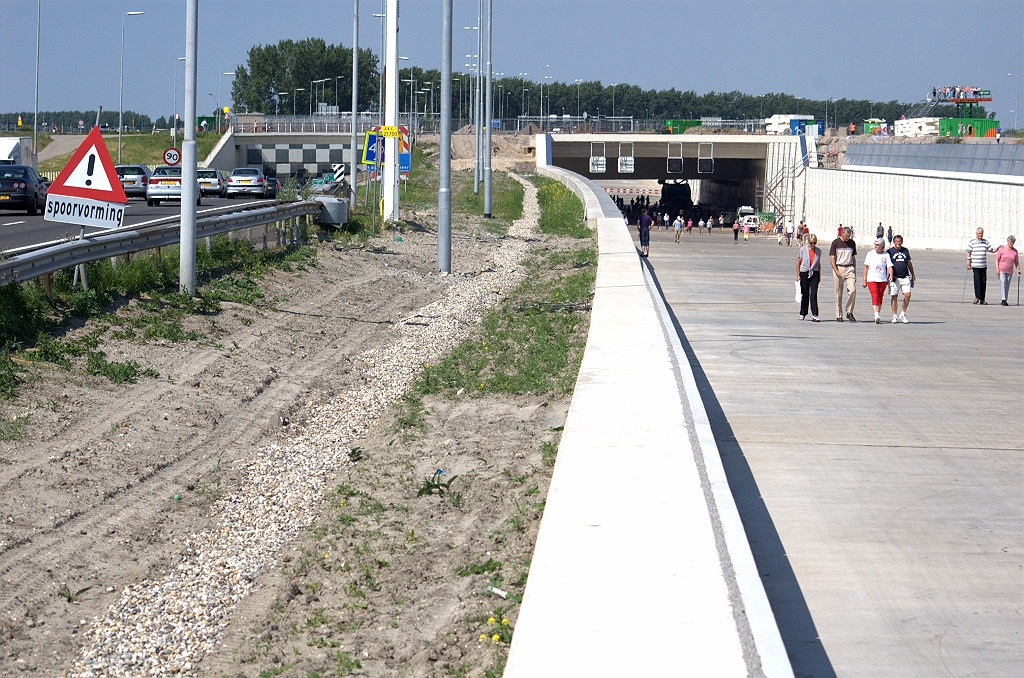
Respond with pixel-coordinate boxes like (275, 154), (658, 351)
(0, 165), (47, 215)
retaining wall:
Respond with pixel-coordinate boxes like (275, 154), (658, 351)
(504, 149), (793, 677)
(799, 167), (1023, 250)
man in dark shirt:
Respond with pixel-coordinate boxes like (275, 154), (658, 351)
(638, 208), (653, 257)
(887, 235), (916, 323)
(829, 227), (858, 321)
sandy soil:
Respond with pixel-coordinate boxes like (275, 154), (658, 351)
(0, 217), (522, 675)
(416, 134), (536, 173)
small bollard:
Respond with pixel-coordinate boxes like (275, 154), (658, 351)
(205, 236), (211, 254)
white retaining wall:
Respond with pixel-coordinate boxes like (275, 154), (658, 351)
(504, 152), (793, 677)
(799, 167), (1023, 250)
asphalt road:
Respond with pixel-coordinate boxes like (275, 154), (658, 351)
(644, 228), (1022, 677)
(0, 196), (270, 251)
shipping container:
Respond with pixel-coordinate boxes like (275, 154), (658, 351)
(665, 119), (701, 134)
(938, 117), (1000, 138)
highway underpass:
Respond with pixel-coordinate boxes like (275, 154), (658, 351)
(542, 132), (803, 210)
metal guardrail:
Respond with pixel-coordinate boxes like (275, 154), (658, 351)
(0, 200), (322, 286)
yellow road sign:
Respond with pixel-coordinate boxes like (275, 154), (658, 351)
(379, 125), (401, 138)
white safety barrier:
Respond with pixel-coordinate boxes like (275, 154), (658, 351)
(504, 160), (793, 677)
(800, 167), (1023, 250)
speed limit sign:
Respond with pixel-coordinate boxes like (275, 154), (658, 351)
(163, 147), (181, 165)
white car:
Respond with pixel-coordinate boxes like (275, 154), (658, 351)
(146, 166), (201, 207)
(225, 167), (268, 198)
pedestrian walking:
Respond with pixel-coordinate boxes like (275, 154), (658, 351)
(887, 235), (916, 323)
(638, 208), (653, 258)
(699, 218), (706, 235)
(796, 234), (822, 321)
(732, 219), (739, 243)
(830, 226), (858, 321)
(994, 235), (1020, 306)
(718, 215), (724, 233)
(875, 222), (885, 243)
(673, 215), (683, 243)
(663, 212), (670, 231)
(966, 227), (995, 304)
(687, 218), (693, 235)
(743, 219), (751, 243)
(863, 238), (894, 323)
(886, 225), (894, 246)
(785, 220), (795, 246)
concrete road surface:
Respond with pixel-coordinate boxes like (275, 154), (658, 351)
(640, 227), (1022, 677)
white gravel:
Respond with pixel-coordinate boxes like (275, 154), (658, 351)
(69, 175), (540, 677)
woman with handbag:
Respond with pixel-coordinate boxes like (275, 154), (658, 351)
(796, 234), (822, 321)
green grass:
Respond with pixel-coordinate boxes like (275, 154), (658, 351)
(529, 176), (589, 238)
(39, 132), (221, 172)
(0, 413), (30, 441)
(414, 249), (594, 398)
(0, 235), (317, 400)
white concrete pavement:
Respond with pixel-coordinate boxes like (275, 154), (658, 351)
(641, 227), (1023, 677)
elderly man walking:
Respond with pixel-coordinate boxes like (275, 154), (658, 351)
(830, 226), (858, 321)
(967, 227), (996, 304)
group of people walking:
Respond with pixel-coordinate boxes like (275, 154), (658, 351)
(795, 226), (1020, 323)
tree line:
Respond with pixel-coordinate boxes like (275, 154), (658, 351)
(0, 110), (152, 132)
(229, 38), (987, 126)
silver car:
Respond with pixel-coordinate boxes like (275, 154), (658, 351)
(115, 164), (152, 198)
(197, 168), (227, 197)
(146, 166), (201, 207)
(225, 167), (268, 198)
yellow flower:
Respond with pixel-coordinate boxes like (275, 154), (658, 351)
(487, 617), (496, 625)
(479, 634), (487, 641)
(501, 618), (509, 625)
(491, 634), (500, 643)
(340, 499), (347, 506)
(323, 551), (330, 559)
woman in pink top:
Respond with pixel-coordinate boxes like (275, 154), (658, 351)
(995, 235), (1020, 306)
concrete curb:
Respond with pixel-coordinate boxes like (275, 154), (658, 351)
(504, 160), (793, 677)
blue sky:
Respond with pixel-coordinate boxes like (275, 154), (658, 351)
(2, 0), (1022, 125)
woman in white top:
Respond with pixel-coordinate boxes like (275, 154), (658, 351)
(862, 239), (894, 323)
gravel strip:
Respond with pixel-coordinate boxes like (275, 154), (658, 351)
(69, 176), (540, 678)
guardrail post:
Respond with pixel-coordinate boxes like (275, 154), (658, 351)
(156, 246), (162, 268)
(111, 256), (119, 272)
(263, 223), (268, 250)
(275, 221), (281, 247)
(205, 236), (211, 254)
(43, 273), (52, 304)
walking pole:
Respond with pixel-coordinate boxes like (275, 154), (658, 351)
(961, 268), (969, 304)
(1017, 273), (1020, 306)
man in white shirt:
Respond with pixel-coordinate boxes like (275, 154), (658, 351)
(785, 220), (795, 247)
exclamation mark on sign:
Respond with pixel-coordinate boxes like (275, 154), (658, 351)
(85, 154), (96, 186)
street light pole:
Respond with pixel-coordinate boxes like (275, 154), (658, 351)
(350, 0), (359, 204)
(439, 0), (453, 273)
(220, 72), (234, 133)
(574, 79), (582, 119)
(119, 10), (144, 163)
(1007, 73), (1015, 131)
(483, 0), (493, 217)
(173, 57), (185, 147)
(541, 64), (549, 129)
(381, 0), (399, 221)
(293, 88), (304, 116)
(179, 0), (197, 296)
(33, 0), (40, 165)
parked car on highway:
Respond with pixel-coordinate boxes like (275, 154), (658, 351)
(225, 167), (267, 198)
(197, 168), (227, 197)
(265, 177), (279, 199)
(146, 166), (201, 207)
(0, 165), (47, 215)
(115, 164), (152, 198)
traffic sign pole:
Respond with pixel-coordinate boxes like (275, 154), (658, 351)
(179, 0), (198, 296)
(438, 0), (453, 273)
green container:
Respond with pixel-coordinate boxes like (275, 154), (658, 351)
(863, 121), (886, 135)
(938, 118), (999, 138)
(665, 119), (701, 134)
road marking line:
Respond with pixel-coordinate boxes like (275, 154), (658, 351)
(2, 221), (26, 226)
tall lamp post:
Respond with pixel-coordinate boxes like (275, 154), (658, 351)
(611, 83), (617, 131)
(350, 0), (360, 204)
(173, 57), (185, 147)
(293, 88), (305, 116)
(118, 10), (145, 163)
(574, 79), (583, 119)
(219, 72), (234, 133)
(439, 0), (453, 273)
(33, 0), (40, 165)
(540, 64), (550, 129)
(1009, 73), (1019, 131)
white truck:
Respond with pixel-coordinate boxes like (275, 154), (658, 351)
(0, 137), (35, 167)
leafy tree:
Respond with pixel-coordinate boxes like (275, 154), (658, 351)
(230, 38), (379, 115)
(154, 116), (168, 129)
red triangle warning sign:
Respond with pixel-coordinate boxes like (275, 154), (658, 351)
(47, 126), (127, 203)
